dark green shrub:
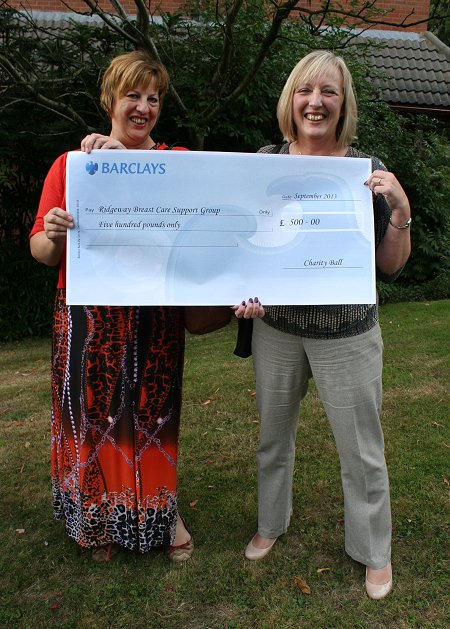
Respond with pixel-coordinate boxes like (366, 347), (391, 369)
(357, 102), (450, 288)
(0, 241), (56, 341)
(377, 274), (450, 304)
(0, 8), (448, 340)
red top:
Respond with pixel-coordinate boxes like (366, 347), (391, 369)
(29, 143), (187, 288)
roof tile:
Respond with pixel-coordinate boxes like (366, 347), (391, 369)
(352, 30), (450, 112)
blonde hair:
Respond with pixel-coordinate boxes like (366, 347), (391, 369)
(100, 50), (170, 118)
(277, 50), (357, 147)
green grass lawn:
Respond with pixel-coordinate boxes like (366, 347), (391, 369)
(0, 300), (449, 628)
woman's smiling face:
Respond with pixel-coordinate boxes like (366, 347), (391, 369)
(292, 66), (344, 147)
(110, 80), (160, 149)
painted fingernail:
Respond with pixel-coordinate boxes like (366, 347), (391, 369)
(254, 297), (259, 303)
(249, 298), (253, 303)
(242, 301), (246, 306)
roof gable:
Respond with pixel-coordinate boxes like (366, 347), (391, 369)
(351, 30), (450, 114)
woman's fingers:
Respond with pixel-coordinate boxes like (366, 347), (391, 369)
(44, 208), (73, 240)
(81, 133), (102, 153)
(233, 298), (265, 319)
(366, 170), (410, 213)
(81, 133), (126, 152)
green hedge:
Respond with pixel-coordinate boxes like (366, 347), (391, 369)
(0, 11), (449, 340)
(1, 241), (448, 342)
(0, 242), (56, 341)
(377, 275), (450, 305)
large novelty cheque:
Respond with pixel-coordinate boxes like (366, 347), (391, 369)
(66, 150), (376, 306)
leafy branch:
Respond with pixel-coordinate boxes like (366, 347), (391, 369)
(1, 0), (449, 148)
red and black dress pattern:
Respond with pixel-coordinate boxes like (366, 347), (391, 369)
(50, 289), (185, 551)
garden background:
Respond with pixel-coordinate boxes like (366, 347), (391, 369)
(0, 0), (449, 342)
(1, 303), (449, 627)
(0, 1), (449, 626)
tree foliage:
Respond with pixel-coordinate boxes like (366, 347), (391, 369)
(429, 0), (450, 45)
(2, 0), (447, 149)
(356, 97), (450, 286)
(0, 1), (449, 339)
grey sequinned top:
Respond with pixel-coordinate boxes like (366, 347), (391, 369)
(258, 142), (400, 339)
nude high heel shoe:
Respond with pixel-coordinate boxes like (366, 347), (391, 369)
(365, 564), (393, 600)
(244, 534), (277, 561)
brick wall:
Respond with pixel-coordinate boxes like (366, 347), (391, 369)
(9, 0), (430, 32)
(9, 0), (184, 14)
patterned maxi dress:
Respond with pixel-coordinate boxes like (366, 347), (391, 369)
(30, 148), (185, 551)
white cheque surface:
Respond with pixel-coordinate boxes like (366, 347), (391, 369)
(66, 150), (376, 306)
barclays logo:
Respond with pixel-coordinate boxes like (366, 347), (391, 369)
(84, 160), (166, 176)
(86, 161), (99, 175)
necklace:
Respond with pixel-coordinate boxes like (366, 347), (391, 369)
(293, 141), (342, 156)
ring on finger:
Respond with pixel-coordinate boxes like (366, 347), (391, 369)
(377, 177), (382, 185)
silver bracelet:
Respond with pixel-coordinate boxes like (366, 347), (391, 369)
(389, 216), (412, 229)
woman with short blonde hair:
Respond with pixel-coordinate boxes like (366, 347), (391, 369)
(277, 50), (357, 148)
(235, 50), (412, 601)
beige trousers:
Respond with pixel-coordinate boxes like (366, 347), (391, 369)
(252, 319), (391, 569)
